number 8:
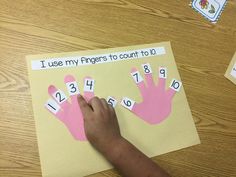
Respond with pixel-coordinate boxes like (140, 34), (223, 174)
(142, 63), (152, 74)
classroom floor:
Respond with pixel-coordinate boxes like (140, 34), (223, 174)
(0, 1), (235, 177)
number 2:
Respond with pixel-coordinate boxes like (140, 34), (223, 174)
(55, 92), (66, 102)
(53, 90), (67, 104)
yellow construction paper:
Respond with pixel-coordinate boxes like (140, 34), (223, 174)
(26, 42), (200, 177)
(225, 51), (236, 85)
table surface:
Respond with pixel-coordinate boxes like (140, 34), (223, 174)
(0, 1), (236, 177)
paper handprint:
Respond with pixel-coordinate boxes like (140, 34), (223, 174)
(45, 75), (95, 141)
(121, 63), (182, 124)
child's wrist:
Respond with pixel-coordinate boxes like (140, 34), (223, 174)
(103, 137), (130, 164)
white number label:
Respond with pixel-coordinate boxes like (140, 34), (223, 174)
(142, 63), (152, 74)
(106, 96), (117, 108)
(52, 90), (67, 104)
(159, 67), (167, 78)
(230, 63), (236, 78)
(131, 71), (143, 84)
(66, 81), (80, 95)
(84, 79), (95, 92)
(120, 97), (135, 110)
(169, 79), (182, 92)
(45, 99), (60, 114)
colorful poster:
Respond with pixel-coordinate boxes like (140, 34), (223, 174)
(27, 42), (200, 177)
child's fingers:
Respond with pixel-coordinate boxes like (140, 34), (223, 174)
(131, 68), (146, 98)
(64, 75), (80, 105)
(77, 95), (93, 118)
(89, 96), (103, 113)
(142, 63), (155, 87)
(83, 77), (95, 102)
(100, 98), (109, 109)
(48, 85), (70, 109)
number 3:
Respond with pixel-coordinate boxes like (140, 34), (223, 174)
(66, 81), (80, 95)
(69, 83), (77, 93)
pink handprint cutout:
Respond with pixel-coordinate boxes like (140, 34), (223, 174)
(121, 63), (182, 124)
(45, 75), (95, 141)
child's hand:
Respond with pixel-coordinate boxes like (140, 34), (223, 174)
(78, 95), (170, 177)
(77, 95), (122, 154)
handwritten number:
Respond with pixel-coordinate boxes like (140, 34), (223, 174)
(107, 98), (115, 106)
(133, 73), (139, 83)
(69, 83), (77, 93)
(47, 103), (56, 110)
(123, 100), (132, 107)
(55, 92), (65, 102)
(86, 80), (93, 90)
(143, 65), (150, 73)
(160, 69), (166, 78)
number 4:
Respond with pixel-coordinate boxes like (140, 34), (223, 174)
(84, 79), (95, 92)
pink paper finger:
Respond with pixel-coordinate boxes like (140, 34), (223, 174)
(167, 78), (182, 99)
(45, 98), (64, 120)
(131, 68), (146, 97)
(83, 77), (95, 102)
(158, 67), (167, 89)
(64, 75), (80, 105)
(48, 85), (70, 110)
(142, 63), (155, 87)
